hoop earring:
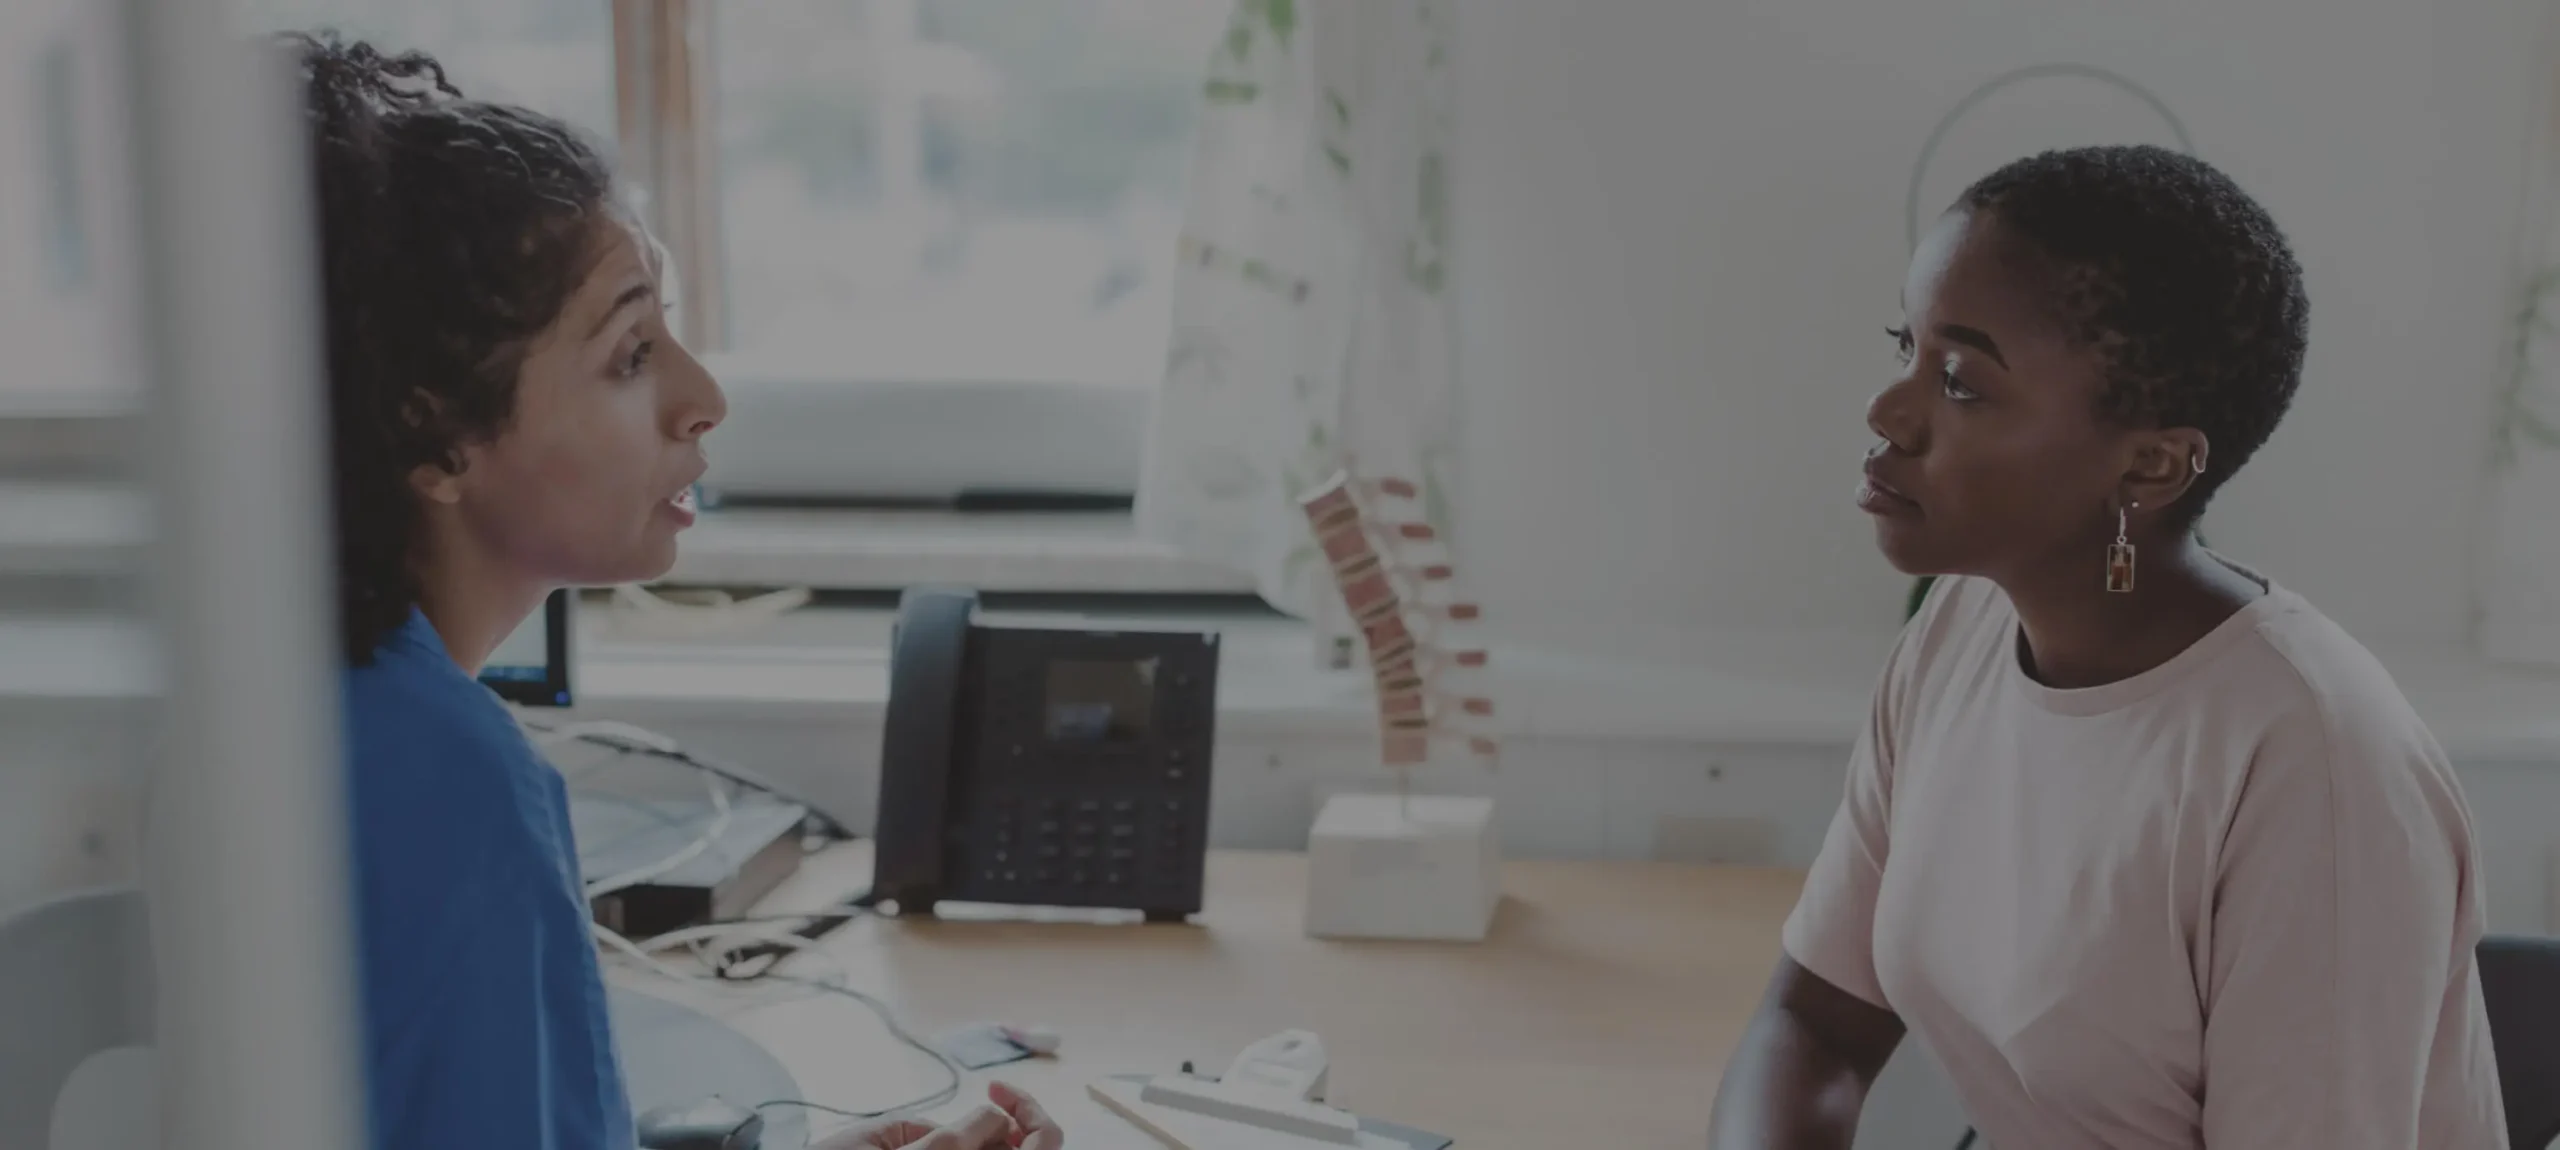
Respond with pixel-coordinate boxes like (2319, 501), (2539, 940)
(2107, 502), (2138, 593)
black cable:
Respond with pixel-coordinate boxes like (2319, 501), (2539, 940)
(700, 906), (874, 976)
(1953, 1128), (1978, 1150)
(689, 908), (878, 931)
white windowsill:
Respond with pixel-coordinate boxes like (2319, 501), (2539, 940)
(0, 601), (1893, 744)
(10, 599), (2560, 762)
(560, 603), (1903, 744)
(661, 506), (1254, 594)
(0, 481), (1245, 596)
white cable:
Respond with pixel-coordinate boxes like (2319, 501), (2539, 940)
(583, 770), (731, 900)
(520, 712), (827, 899)
(539, 707), (946, 1131)
(593, 919), (728, 989)
(517, 711), (858, 841)
(590, 917), (963, 1125)
(627, 925), (964, 1097)
(633, 919), (845, 953)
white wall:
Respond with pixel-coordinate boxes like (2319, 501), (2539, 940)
(0, 702), (144, 919)
(1450, 0), (2549, 664)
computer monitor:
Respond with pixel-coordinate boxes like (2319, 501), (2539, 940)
(479, 589), (571, 706)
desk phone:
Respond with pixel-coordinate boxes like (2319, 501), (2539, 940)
(870, 587), (1219, 920)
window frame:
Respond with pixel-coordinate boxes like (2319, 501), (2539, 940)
(610, 0), (725, 353)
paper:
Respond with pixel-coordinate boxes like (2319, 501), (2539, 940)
(934, 1022), (1038, 1070)
(1096, 1075), (1453, 1150)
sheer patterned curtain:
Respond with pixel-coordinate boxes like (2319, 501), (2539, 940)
(2478, 48), (2560, 670)
(2480, 277), (2560, 667)
(1136, 0), (1494, 765)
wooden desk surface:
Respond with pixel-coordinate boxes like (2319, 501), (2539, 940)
(611, 844), (1804, 1150)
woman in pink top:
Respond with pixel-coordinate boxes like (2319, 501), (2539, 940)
(1707, 145), (2508, 1148)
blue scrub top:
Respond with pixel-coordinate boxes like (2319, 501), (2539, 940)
(340, 607), (632, 1150)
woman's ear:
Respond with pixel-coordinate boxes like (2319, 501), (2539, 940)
(2123, 429), (2209, 519)
(409, 460), (465, 506)
(400, 388), (466, 506)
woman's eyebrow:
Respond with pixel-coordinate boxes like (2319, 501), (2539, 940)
(585, 281), (656, 340)
(1934, 322), (2007, 368)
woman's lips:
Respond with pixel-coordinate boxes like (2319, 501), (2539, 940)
(1856, 464), (1920, 517)
(661, 484), (699, 526)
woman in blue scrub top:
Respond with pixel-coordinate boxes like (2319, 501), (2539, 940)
(289, 31), (1066, 1150)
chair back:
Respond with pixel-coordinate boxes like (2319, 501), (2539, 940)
(2481, 934), (2560, 1150)
(0, 888), (153, 1150)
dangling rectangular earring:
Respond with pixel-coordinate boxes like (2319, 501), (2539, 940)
(2106, 504), (2137, 593)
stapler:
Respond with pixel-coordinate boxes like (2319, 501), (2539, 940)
(1091, 1030), (1365, 1147)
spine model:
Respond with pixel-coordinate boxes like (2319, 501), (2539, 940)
(1297, 470), (1499, 768)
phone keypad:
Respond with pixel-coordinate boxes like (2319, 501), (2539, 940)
(969, 787), (1201, 909)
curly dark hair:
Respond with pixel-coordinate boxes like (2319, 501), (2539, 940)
(283, 31), (615, 664)
(1958, 144), (2308, 522)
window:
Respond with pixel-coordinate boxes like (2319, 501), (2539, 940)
(709, 0), (1224, 389)
(215, 0), (1226, 510)
(691, 0), (1225, 508)
(229, 0), (617, 145)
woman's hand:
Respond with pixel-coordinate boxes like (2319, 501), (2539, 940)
(985, 1081), (1066, 1150)
(814, 1081), (1066, 1150)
